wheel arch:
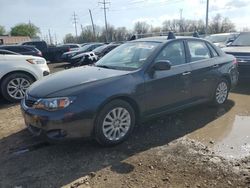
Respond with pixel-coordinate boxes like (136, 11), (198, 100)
(0, 70), (37, 87)
(221, 74), (231, 90)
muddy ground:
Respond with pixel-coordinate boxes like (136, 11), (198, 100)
(0, 63), (249, 188)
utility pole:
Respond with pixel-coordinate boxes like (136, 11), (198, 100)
(99, 0), (110, 42)
(48, 29), (52, 45)
(73, 12), (78, 38)
(81, 24), (84, 33)
(179, 9), (183, 33)
(205, 0), (209, 35)
(89, 9), (96, 40)
(54, 33), (57, 45)
(180, 9), (183, 20)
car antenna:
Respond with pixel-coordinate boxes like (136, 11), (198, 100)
(193, 31), (200, 38)
(167, 31), (176, 40)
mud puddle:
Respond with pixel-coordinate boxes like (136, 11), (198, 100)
(188, 107), (250, 159)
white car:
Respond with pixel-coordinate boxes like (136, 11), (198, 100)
(0, 54), (50, 102)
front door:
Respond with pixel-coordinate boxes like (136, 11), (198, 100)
(144, 40), (192, 116)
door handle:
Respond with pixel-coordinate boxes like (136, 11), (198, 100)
(182, 72), (191, 76)
(213, 64), (219, 68)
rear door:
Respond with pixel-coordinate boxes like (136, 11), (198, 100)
(144, 40), (192, 115)
(186, 40), (219, 100)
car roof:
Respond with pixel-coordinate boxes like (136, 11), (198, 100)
(133, 36), (205, 43)
(208, 33), (238, 36)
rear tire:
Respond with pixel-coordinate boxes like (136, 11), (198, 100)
(212, 79), (229, 106)
(94, 100), (135, 146)
(1, 73), (34, 102)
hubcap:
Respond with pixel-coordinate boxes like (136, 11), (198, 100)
(7, 78), (30, 100)
(216, 82), (228, 104)
(102, 107), (131, 141)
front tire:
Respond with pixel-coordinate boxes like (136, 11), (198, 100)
(1, 73), (34, 102)
(212, 79), (229, 105)
(94, 100), (135, 146)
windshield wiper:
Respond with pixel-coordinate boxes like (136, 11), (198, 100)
(96, 65), (114, 69)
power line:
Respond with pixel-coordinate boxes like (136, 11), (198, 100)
(99, 0), (110, 42)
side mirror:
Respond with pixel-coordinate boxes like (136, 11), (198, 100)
(153, 60), (171, 71)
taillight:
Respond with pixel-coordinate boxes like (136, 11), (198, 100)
(38, 51), (42, 56)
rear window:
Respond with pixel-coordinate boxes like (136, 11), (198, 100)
(231, 33), (250, 46)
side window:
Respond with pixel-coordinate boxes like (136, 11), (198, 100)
(187, 41), (211, 62)
(207, 43), (219, 57)
(155, 41), (186, 66)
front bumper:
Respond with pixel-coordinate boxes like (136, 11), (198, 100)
(21, 99), (94, 140)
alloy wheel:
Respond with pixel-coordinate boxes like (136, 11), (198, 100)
(7, 78), (30, 100)
(215, 81), (228, 104)
(102, 107), (131, 141)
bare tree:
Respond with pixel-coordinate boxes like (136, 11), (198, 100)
(113, 27), (129, 41)
(63, 33), (76, 43)
(209, 14), (235, 34)
(221, 18), (235, 33)
(134, 21), (150, 34)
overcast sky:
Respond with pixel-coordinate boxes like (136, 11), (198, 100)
(0, 0), (249, 43)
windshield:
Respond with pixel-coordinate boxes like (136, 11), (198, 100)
(96, 42), (159, 70)
(231, 33), (250, 46)
(205, 35), (229, 43)
(93, 45), (108, 53)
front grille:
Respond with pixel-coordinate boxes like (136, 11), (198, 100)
(25, 95), (37, 107)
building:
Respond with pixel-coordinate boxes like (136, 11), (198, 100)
(0, 36), (31, 45)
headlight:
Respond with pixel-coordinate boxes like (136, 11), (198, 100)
(33, 97), (75, 111)
(26, 59), (46, 64)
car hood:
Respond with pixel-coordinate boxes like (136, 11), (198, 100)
(222, 46), (250, 53)
(28, 66), (130, 98)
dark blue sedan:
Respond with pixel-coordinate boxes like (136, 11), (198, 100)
(21, 35), (238, 146)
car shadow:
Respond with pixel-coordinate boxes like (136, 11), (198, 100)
(0, 97), (18, 110)
(231, 82), (250, 95)
(0, 100), (235, 187)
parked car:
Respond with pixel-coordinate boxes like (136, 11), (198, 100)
(0, 45), (42, 57)
(21, 41), (69, 62)
(70, 43), (121, 66)
(0, 54), (50, 102)
(223, 32), (250, 80)
(21, 35), (238, 146)
(205, 33), (239, 48)
(58, 43), (81, 51)
(0, 49), (20, 55)
(61, 43), (104, 63)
